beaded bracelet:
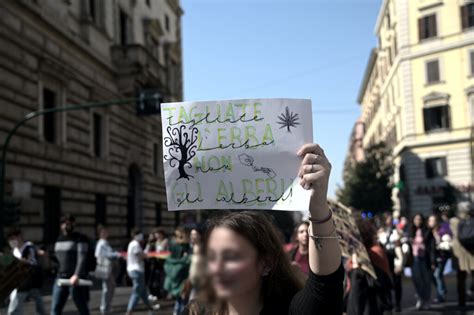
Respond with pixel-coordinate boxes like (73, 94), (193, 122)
(309, 224), (341, 250)
(310, 234), (342, 250)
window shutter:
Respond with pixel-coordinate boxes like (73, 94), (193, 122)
(430, 15), (437, 37)
(462, 5), (469, 29)
(446, 105), (451, 129)
(423, 107), (430, 131)
(470, 51), (474, 76)
(427, 61), (440, 83)
(441, 157), (448, 176)
(418, 18), (424, 41)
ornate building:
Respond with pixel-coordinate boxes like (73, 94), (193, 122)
(357, 0), (474, 216)
(0, 0), (184, 247)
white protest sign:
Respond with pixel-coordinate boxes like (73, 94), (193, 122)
(161, 98), (313, 211)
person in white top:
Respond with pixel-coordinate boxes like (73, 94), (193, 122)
(94, 226), (120, 315)
(126, 228), (160, 315)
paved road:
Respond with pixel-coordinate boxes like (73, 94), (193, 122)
(3, 275), (474, 314)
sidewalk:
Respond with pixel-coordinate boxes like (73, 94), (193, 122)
(2, 275), (474, 315)
(0, 286), (175, 315)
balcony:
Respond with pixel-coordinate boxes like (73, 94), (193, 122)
(110, 44), (167, 93)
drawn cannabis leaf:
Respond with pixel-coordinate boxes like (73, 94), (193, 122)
(277, 106), (300, 132)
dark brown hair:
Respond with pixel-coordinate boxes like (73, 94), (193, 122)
(356, 219), (377, 249)
(189, 211), (304, 315)
(292, 221), (310, 245)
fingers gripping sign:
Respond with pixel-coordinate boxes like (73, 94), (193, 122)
(297, 143), (331, 194)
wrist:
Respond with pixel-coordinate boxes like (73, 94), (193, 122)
(309, 202), (330, 220)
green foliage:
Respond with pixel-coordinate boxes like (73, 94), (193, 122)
(337, 142), (394, 214)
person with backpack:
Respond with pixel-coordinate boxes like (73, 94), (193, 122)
(6, 228), (46, 315)
(51, 214), (91, 315)
(450, 204), (474, 307)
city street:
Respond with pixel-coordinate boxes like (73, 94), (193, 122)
(2, 275), (474, 315)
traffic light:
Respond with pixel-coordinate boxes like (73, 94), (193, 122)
(136, 89), (162, 116)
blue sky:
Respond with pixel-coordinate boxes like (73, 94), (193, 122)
(180, 0), (381, 198)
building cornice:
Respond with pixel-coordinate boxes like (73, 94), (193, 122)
(393, 132), (471, 157)
(166, 0), (184, 16)
(357, 48), (378, 104)
(374, 0), (389, 35)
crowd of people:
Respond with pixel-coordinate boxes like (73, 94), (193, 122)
(3, 215), (206, 315)
(2, 142), (474, 315)
(342, 207), (474, 314)
(3, 207), (474, 315)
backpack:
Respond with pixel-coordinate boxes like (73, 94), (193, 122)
(458, 217), (474, 255)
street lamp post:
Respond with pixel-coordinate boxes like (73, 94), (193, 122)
(0, 96), (160, 245)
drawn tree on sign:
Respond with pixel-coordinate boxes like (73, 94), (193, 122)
(163, 125), (199, 180)
(277, 106), (300, 132)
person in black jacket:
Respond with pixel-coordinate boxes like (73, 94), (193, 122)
(183, 143), (343, 315)
(51, 214), (90, 315)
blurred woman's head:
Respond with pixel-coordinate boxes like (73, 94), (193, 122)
(295, 221), (309, 248)
(174, 226), (190, 244)
(97, 225), (109, 239)
(154, 228), (167, 241)
(427, 214), (439, 230)
(409, 213), (426, 238)
(190, 227), (203, 246)
(413, 213), (424, 228)
(199, 211), (302, 311)
(383, 212), (393, 228)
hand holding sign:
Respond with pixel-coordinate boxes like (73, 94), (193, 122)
(297, 143), (332, 216)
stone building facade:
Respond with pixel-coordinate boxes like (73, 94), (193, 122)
(0, 0), (184, 247)
(357, 0), (474, 216)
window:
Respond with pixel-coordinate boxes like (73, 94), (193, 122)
(149, 37), (159, 60)
(418, 14), (437, 40)
(386, 12), (391, 29)
(423, 105), (450, 132)
(461, 3), (474, 29)
(91, 111), (107, 158)
(89, 0), (96, 22)
(95, 194), (107, 225)
(425, 157), (447, 178)
(93, 113), (103, 157)
(119, 10), (129, 45)
(43, 186), (61, 244)
(155, 203), (162, 226)
(426, 60), (440, 84)
(165, 14), (170, 32)
(43, 88), (56, 143)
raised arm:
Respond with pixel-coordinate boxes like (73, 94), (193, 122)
(297, 143), (342, 275)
